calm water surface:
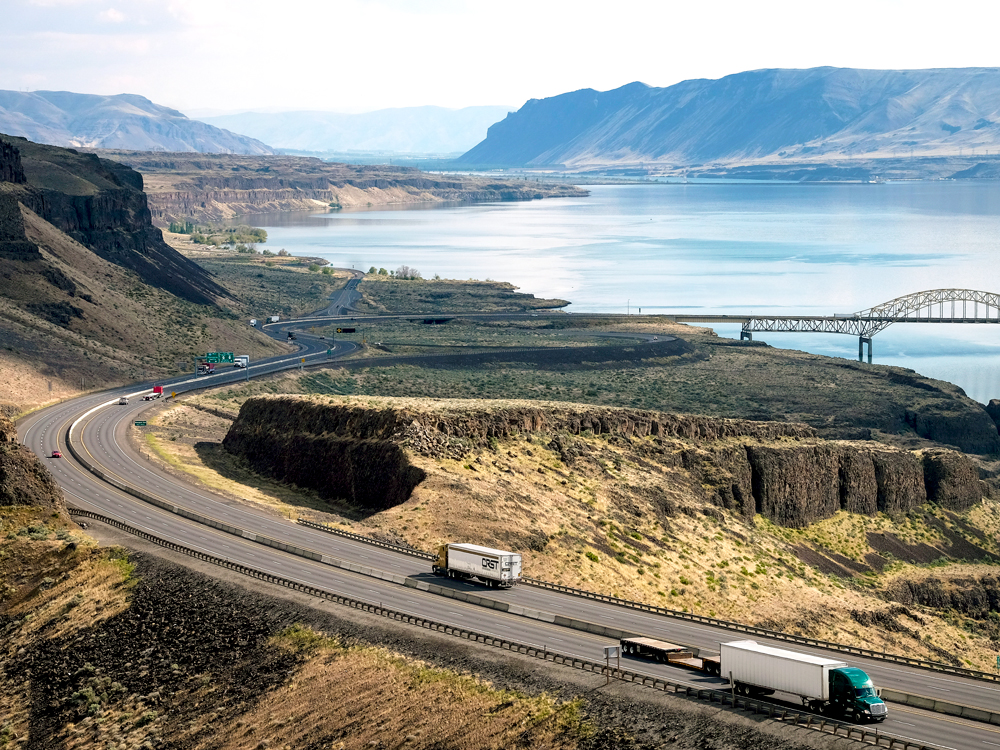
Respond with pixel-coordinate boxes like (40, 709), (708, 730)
(247, 183), (1000, 403)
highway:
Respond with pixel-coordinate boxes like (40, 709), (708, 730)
(16, 300), (1000, 750)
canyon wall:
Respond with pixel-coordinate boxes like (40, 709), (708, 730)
(97, 152), (589, 225)
(1, 135), (230, 305)
(223, 396), (985, 526)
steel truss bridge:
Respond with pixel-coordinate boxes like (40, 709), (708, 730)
(667, 289), (1000, 362)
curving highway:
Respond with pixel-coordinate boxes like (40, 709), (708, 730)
(15, 301), (1000, 750)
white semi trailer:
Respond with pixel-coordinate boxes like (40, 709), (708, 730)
(432, 543), (522, 588)
(721, 640), (887, 723)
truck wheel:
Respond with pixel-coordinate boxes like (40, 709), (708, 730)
(852, 710), (862, 724)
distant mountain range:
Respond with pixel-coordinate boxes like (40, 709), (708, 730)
(460, 67), (1000, 168)
(201, 105), (514, 154)
(0, 91), (272, 154)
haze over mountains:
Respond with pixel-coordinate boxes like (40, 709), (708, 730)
(0, 91), (272, 155)
(201, 105), (514, 154)
(461, 67), (1000, 168)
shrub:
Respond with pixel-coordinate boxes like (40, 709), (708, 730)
(585, 551), (599, 563)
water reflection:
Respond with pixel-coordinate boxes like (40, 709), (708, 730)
(243, 182), (1000, 402)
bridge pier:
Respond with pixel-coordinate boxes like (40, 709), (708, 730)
(859, 336), (872, 364)
(740, 329), (753, 341)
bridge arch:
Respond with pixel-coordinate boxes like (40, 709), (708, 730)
(854, 289), (1000, 337)
(736, 289), (1000, 362)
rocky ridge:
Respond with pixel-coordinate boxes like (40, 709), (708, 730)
(223, 396), (985, 528)
(96, 151), (588, 225)
(0, 135), (229, 305)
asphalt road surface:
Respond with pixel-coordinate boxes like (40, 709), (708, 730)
(16, 301), (1000, 750)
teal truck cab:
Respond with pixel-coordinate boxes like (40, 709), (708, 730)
(824, 667), (887, 723)
(721, 640), (887, 723)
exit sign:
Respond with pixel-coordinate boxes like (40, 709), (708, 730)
(205, 352), (234, 363)
(134, 421), (147, 427)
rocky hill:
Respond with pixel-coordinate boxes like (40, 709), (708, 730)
(97, 151), (589, 225)
(0, 135), (287, 413)
(223, 396), (987, 527)
(460, 67), (1000, 169)
(0, 90), (272, 154)
(141, 389), (999, 670)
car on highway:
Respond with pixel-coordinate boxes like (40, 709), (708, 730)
(51, 450), (62, 458)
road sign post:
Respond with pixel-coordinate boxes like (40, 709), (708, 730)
(603, 645), (620, 685)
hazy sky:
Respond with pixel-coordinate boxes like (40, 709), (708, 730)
(3, 0), (998, 115)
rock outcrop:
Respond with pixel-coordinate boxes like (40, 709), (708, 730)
(1, 134), (230, 306)
(97, 152), (588, 225)
(223, 396), (985, 525)
(0, 414), (66, 515)
(887, 574), (1000, 618)
(922, 450), (985, 510)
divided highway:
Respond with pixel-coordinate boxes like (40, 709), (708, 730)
(16, 307), (1000, 750)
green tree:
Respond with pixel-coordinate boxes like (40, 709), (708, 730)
(368, 266), (377, 274)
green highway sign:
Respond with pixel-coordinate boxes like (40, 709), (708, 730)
(205, 352), (234, 364)
(134, 421), (147, 427)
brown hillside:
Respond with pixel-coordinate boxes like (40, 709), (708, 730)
(143, 391), (1000, 671)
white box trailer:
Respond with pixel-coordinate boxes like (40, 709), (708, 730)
(433, 543), (522, 588)
(234, 355), (249, 368)
(720, 640), (887, 722)
(722, 640), (846, 700)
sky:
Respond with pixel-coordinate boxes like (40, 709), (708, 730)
(3, 0), (999, 116)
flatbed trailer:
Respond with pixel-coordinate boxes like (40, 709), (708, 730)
(620, 637), (721, 675)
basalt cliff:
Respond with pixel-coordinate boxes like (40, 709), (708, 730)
(95, 151), (588, 225)
(0, 135), (228, 305)
(223, 396), (987, 528)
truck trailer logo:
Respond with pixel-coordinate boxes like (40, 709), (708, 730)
(481, 558), (499, 570)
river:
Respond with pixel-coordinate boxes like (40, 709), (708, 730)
(246, 182), (1000, 404)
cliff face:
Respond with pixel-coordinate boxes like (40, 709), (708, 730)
(223, 396), (984, 526)
(0, 415), (66, 515)
(97, 152), (588, 225)
(0, 135), (230, 305)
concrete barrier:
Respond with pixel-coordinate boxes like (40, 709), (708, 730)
(64, 421), (1000, 726)
(879, 688), (1000, 726)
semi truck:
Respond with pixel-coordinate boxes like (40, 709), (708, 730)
(234, 355), (249, 368)
(721, 641), (887, 722)
(268, 315), (280, 323)
(432, 543), (522, 588)
(620, 637), (720, 674)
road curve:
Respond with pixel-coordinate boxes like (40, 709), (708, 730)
(15, 309), (1000, 750)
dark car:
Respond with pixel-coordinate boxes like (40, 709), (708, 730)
(51, 450), (62, 458)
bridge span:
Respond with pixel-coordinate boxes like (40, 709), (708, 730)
(666, 289), (1000, 362)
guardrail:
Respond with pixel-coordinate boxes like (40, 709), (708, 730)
(62, 400), (1000, 690)
(68, 507), (944, 750)
(297, 518), (1000, 684)
(519, 577), (1000, 683)
(297, 517), (435, 560)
